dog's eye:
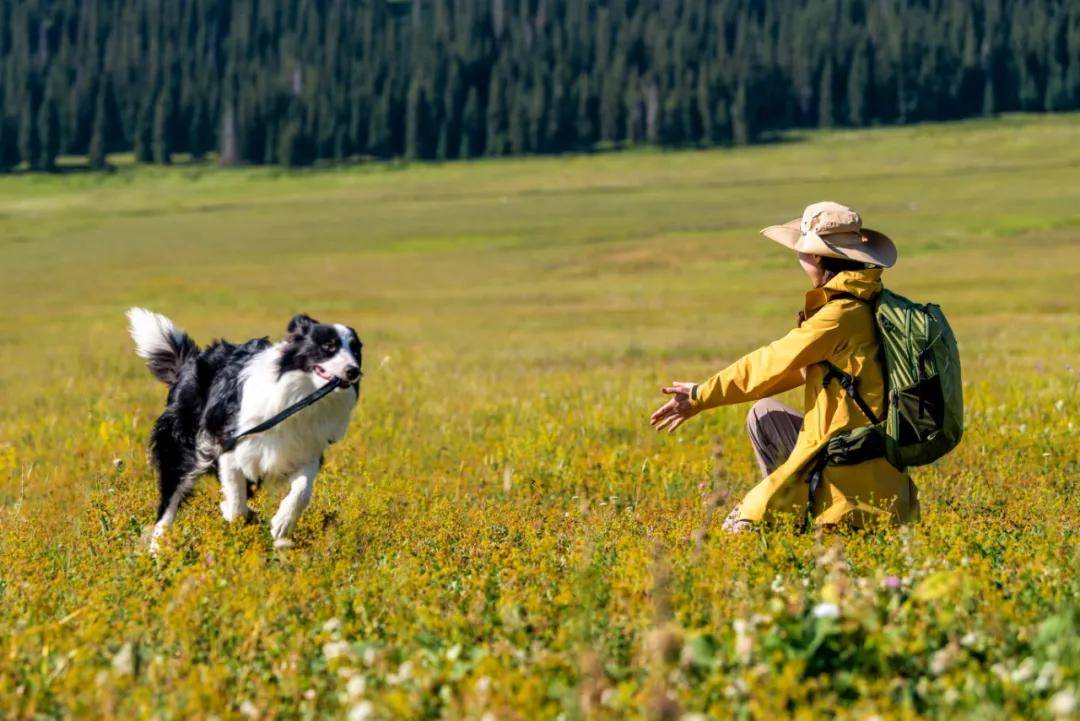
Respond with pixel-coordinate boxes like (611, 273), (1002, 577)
(321, 342), (336, 352)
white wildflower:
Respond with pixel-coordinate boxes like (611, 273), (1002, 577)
(238, 700), (258, 719)
(812, 602), (840, 619)
(346, 675), (367, 699)
(733, 619), (753, 663)
(387, 660), (413, 685)
(1050, 690), (1077, 718)
(322, 641), (353, 662)
(348, 701), (375, 721)
(1011, 657), (1037, 683)
(112, 643), (135, 677)
(322, 618), (342, 635)
(446, 644), (462, 662)
(930, 645), (956, 675)
(1035, 662), (1060, 692)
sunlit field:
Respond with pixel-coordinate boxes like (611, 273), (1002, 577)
(1, 114), (1078, 720)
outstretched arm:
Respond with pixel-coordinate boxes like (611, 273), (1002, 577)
(650, 303), (846, 431)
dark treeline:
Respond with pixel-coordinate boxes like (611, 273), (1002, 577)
(0, 0), (1077, 170)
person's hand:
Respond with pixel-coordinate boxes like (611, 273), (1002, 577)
(649, 381), (699, 432)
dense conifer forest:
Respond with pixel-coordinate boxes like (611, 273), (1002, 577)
(0, 0), (1077, 170)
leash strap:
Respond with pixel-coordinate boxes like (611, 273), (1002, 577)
(222, 377), (343, 452)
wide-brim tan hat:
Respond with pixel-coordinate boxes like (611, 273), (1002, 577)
(761, 201), (897, 268)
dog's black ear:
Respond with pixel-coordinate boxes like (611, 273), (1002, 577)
(287, 314), (317, 335)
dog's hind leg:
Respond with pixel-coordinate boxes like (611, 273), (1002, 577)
(217, 453), (252, 522)
(270, 460), (320, 548)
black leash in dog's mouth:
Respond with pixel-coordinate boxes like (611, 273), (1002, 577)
(222, 377), (355, 452)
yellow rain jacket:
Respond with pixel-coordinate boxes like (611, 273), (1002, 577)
(690, 268), (919, 527)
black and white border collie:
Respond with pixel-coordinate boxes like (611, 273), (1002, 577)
(127, 308), (362, 552)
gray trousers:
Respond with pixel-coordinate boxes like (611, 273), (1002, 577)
(746, 398), (803, 477)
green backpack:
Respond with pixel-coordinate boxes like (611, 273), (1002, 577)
(822, 289), (964, 470)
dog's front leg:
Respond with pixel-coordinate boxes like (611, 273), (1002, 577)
(218, 453), (252, 522)
(270, 460), (319, 548)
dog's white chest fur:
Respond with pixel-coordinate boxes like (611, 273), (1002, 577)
(230, 347), (357, 480)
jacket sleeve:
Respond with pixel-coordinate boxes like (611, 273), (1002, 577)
(690, 302), (847, 409)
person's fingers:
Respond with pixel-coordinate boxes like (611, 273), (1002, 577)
(658, 412), (687, 432)
(650, 403), (673, 423)
(661, 386), (679, 396)
(653, 410), (674, 428)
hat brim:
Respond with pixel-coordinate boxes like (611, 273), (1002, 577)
(761, 219), (897, 268)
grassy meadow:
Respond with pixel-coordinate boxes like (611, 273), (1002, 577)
(1, 114), (1078, 720)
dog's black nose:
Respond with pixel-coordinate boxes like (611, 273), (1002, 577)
(345, 365), (361, 381)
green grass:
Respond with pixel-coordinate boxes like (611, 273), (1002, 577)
(1, 114), (1079, 720)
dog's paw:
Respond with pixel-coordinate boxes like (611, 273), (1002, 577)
(220, 501), (253, 523)
(273, 537), (295, 549)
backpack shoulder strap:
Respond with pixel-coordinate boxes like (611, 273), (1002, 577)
(821, 361), (881, 426)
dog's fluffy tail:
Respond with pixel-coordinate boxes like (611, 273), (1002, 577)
(126, 308), (199, 385)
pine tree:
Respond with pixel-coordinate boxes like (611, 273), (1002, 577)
(731, 78), (750, 145)
(696, 70), (713, 144)
(37, 96), (60, 171)
(18, 102), (38, 170)
(368, 90), (392, 159)
(219, 101), (239, 166)
(574, 74), (593, 146)
(89, 85), (109, 169)
(134, 95), (154, 163)
(485, 66), (508, 156)
(188, 102), (213, 161)
(847, 42), (869, 126)
(599, 63), (622, 143)
(508, 85), (528, 154)
(153, 91), (173, 164)
(405, 77), (425, 159)
(460, 86), (481, 158)
(278, 118), (313, 167)
(818, 56), (834, 128)
(0, 116), (16, 171)
(983, 73), (996, 115)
